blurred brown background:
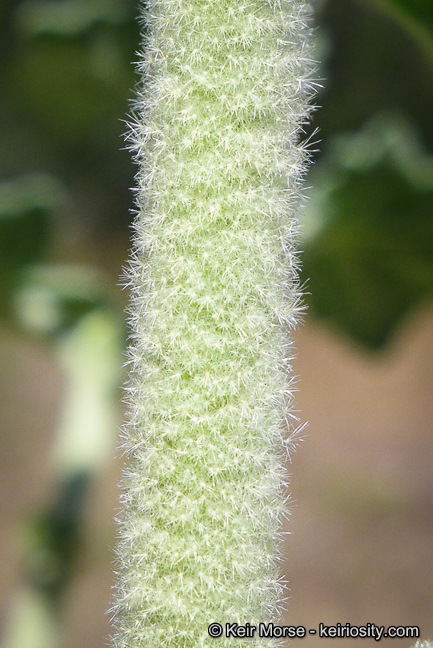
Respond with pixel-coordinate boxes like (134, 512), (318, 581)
(0, 0), (432, 646)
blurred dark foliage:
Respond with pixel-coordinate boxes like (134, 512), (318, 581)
(0, 0), (138, 249)
(305, 0), (433, 348)
(303, 114), (433, 348)
(24, 472), (90, 604)
(315, 0), (433, 150)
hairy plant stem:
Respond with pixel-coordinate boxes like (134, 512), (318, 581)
(112, 1), (315, 646)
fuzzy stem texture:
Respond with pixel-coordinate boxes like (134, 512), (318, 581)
(113, 1), (315, 647)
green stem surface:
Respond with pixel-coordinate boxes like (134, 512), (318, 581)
(113, 1), (315, 646)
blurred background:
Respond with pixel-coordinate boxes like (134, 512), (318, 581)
(0, 0), (432, 646)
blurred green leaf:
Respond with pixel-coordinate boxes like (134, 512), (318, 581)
(7, 36), (133, 149)
(15, 0), (131, 37)
(316, 0), (433, 152)
(301, 114), (433, 349)
(0, 175), (62, 319)
(24, 471), (89, 600)
(388, 0), (433, 36)
(1, 0), (138, 185)
(13, 264), (121, 338)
